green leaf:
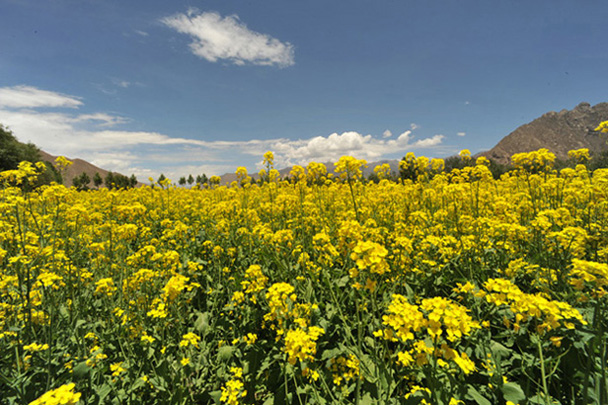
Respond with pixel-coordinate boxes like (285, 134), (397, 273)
(490, 340), (511, 358)
(194, 312), (211, 335)
(72, 361), (90, 379)
(96, 384), (112, 402)
(321, 348), (342, 360)
(58, 304), (69, 319)
(364, 336), (376, 349)
(502, 382), (526, 402)
(466, 386), (492, 405)
(217, 345), (235, 361)
(336, 275), (350, 287)
(208, 390), (222, 403)
(149, 376), (166, 392)
(359, 392), (376, 405)
(130, 377), (146, 392)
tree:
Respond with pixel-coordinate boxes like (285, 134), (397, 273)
(72, 172), (90, 191)
(187, 174), (194, 185)
(179, 176), (187, 186)
(34, 161), (62, 186)
(1, 124), (62, 187)
(1, 124), (41, 171)
(104, 172), (115, 189)
(93, 172), (103, 188)
(129, 174), (138, 188)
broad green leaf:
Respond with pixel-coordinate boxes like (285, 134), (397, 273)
(502, 382), (526, 402)
(466, 386), (492, 405)
(72, 361), (90, 379)
(217, 345), (235, 361)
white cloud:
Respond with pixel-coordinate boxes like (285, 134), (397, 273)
(134, 30), (149, 37)
(410, 123), (419, 130)
(457, 132), (466, 137)
(0, 85), (82, 109)
(113, 79), (131, 88)
(263, 130), (444, 167)
(161, 10), (295, 67)
(75, 113), (129, 127)
(0, 85), (446, 179)
(382, 129), (392, 138)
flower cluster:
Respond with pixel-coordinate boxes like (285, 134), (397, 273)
(29, 383), (81, 405)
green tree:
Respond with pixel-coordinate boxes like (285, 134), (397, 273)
(187, 174), (194, 185)
(93, 172), (103, 188)
(1, 124), (62, 187)
(1, 124), (41, 170)
(179, 176), (187, 186)
(104, 172), (115, 189)
(72, 172), (90, 191)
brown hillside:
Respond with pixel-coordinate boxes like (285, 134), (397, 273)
(482, 102), (608, 165)
(39, 151), (134, 188)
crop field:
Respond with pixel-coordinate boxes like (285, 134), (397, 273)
(1, 150), (608, 404)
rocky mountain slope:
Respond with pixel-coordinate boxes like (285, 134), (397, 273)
(481, 102), (608, 165)
(40, 150), (117, 187)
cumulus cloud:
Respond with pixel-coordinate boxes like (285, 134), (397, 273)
(457, 132), (466, 137)
(263, 130), (445, 167)
(161, 10), (295, 67)
(0, 85), (446, 179)
(382, 129), (392, 138)
(0, 85), (82, 109)
(410, 123), (419, 130)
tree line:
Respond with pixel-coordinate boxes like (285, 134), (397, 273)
(0, 124), (62, 186)
(72, 171), (138, 191)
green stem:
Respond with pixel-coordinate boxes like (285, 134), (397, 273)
(537, 337), (550, 405)
(347, 178), (360, 223)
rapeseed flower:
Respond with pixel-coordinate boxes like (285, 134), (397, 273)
(29, 383), (81, 405)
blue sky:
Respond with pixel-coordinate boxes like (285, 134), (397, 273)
(1, 0), (607, 180)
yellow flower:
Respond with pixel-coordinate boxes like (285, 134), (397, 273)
(595, 120), (608, 132)
(350, 240), (390, 275)
(140, 333), (155, 344)
(220, 367), (247, 405)
(162, 274), (191, 301)
(180, 332), (201, 348)
(334, 156), (367, 181)
(29, 383), (81, 405)
(243, 333), (257, 346)
(110, 362), (126, 377)
(23, 343), (49, 352)
(94, 278), (116, 296)
(283, 326), (324, 365)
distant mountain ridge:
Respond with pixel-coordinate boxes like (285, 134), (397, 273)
(481, 102), (608, 165)
(34, 102), (608, 186)
(39, 150), (120, 187)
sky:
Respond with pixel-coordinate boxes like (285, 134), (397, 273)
(1, 0), (607, 181)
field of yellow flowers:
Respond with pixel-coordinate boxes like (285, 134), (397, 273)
(1, 148), (608, 405)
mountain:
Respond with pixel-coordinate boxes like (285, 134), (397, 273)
(39, 150), (126, 187)
(481, 102), (608, 165)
